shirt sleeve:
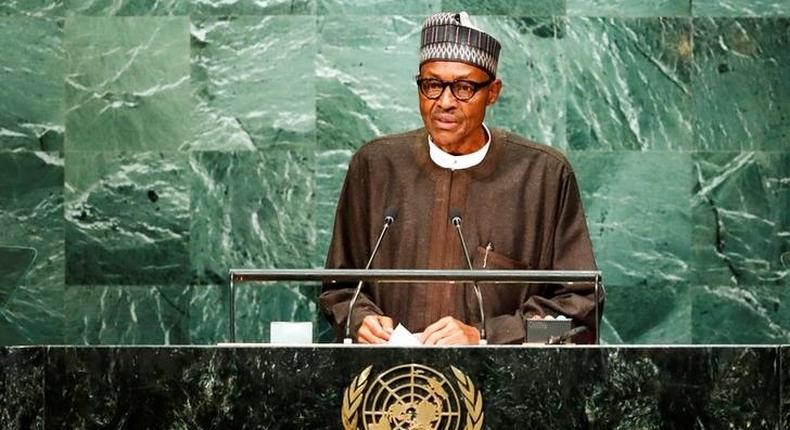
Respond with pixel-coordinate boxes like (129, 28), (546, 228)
(523, 166), (603, 339)
(484, 166), (603, 344)
(319, 151), (384, 341)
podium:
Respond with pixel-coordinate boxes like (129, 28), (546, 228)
(1, 345), (786, 428)
(227, 268), (604, 344)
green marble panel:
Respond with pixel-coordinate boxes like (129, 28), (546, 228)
(189, 283), (333, 344)
(572, 152), (692, 343)
(0, 0), (63, 16)
(189, 16), (316, 151)
(482, 17), (566, 148)
(233, 282), (332, 343)
(0, 18), (64, 151)
(189, 149), (316, 284)
(564, 17), (693, 150)
(318, 0), (438, 15)
(0, 151), (64, 345)
(691, 152), (788, 287)
(692, 285), (789, 343)
(573, 151), (692, 286)
(188, 284), (227, 344)
(188, 0), (315, 15)
(64, 17), (190, 151)
(693, 18), (789, 150)
(317, 15), (424, 150)
(314, 149), (352, 267)
(601, 283), (691, 344)
(441, 0), (565, 15)
(64, 285), (190, 344)
(693, 0), (790, 17)
(65, 151), (190, 285)
(317, 16), (565, 150)
(567, 0), (690, 17)
(65, 0), (189, 15)
(190, 149), (326, 342)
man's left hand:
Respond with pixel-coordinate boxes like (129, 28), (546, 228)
(419, 316), (481, 345)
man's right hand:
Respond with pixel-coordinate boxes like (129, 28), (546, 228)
(356, 315), (394, 344)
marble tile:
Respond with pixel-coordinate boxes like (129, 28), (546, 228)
(189, 0), (315, 15)
(693, 0), (790, 17)
(189, 16), (316, 151)
(0, 1), (63, 16)
(64, 151), (190, 285)
(189, 149), (316, 281)
(692, 152), (790, 343)
(572, 152), (693, 286)
(65, 0), (189, 15)
(189, 283), (334, 344)
(233, 282), (329, 342)
(480, 16), (566, 148)
(0, 348), (43, 429)
(316, 15), (424, 150)
(564, 17), (693, 150)
(314, 149), (352, 267)
(0, 18), (64, 151)
(692, 285), (790, 343)
(0, 151), (64, 345)
(691, 152), (788, 287)
(567, 0), (690, 17)
(318, 0), (438, 15)
(441, 0), (566, 15)
(572, 151), (692, 344)
(63, 285), (190, 345)
(64, 17), (190, 151)
(188, 284), (228, 344)
(601, 283), (691, 344)
(693, 18), (790, 150)
(189, 149), (323, 342)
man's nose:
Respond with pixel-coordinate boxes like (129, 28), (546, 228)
(436, 85), (457, 109)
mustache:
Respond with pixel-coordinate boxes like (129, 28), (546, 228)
(431, 108), (458, 119)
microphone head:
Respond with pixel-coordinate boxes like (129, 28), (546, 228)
(384, 207), (397, 225)
(449, 208), (462, 225)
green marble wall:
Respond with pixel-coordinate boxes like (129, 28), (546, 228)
(0, 1), (787, 346)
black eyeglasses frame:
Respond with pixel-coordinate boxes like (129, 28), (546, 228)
(415, 76), (494, 101)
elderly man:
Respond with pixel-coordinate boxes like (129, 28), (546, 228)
(320, 12), (601, 345)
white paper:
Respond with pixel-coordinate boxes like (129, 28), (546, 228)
(387, 323), (423, 346)
(270, 321), (313, 344)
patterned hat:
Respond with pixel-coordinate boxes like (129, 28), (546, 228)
(419, 12), (501, 78)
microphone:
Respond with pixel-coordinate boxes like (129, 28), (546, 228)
(344, 208), (397, 343)
(449, 208), (487, 345)
(546, 326), (589, 345)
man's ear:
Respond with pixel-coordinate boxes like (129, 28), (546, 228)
(487, 79), (503, 106)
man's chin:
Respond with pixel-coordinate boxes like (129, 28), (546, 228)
(428, 129), (460, 147)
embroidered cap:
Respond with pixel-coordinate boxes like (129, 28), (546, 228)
(419, 12), (501, 78)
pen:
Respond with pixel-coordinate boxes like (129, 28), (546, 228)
(483, 242), (492, 269)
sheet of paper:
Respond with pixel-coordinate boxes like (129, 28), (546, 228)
(387, 323), (423, 346)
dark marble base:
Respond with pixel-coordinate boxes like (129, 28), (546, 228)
(1, 345), (787, 429)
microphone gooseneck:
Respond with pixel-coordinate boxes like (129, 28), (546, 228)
(449, 208), (487, 344)
(547, 325), (589, 345)
(344, 208), (397, 343)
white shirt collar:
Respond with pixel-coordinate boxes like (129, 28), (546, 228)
(427, 123), (491, 170)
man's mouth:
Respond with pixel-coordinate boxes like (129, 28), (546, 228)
(432, 113), (458, 129)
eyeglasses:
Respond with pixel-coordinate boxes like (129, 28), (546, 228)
(415, 77), (493, 101)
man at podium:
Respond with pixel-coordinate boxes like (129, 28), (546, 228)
(320, 12), (601, 345)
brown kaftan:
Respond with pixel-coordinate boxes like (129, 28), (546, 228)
(320, 128), (601, 344)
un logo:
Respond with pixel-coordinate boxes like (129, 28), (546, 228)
(341, 364), (484, 430)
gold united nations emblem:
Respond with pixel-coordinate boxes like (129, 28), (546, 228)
(341, 364), (484, 430)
